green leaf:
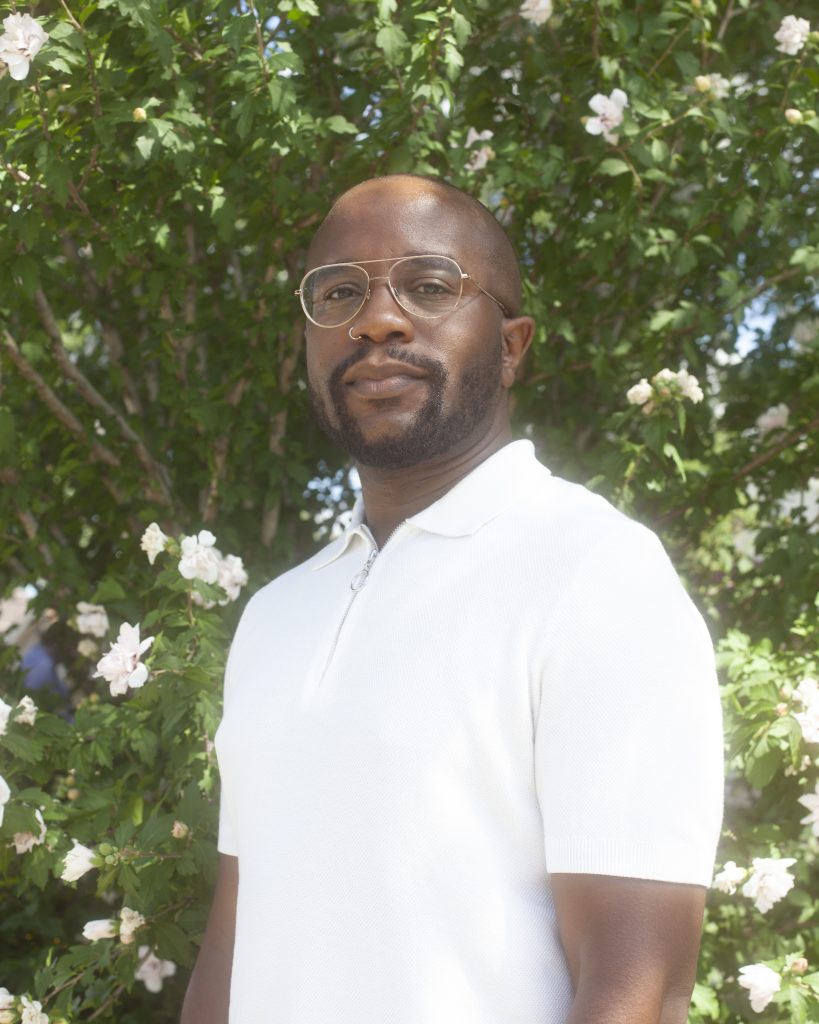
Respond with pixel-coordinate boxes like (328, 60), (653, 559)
(325, 115), (358, 135)
(135, 134), (156, 160)
(649, 309), (677, 332)
(597, 158), (630, 177)
(151, 920), (196, 966)
(375, 24), (408, 64)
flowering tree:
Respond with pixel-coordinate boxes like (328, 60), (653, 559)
(0, 0), (817, 1020)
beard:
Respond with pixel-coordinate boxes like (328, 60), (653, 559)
(308, 340), (503, 470)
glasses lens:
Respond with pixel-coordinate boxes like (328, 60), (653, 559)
(301, 264), (369, 327)
(390, 256), (463, 318)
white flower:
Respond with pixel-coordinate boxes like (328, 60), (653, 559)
(179, 530), (220, 584)
(13, 808), (46, 854)
(82, 918), (117, 941)
(77, 638), (98, 659)
(135, 946), (177, 993)
(520, 0), (552, 26)
(0, 988), (13, 1024)
(0, 13), (49, 82)
(774, 15), (810, 56)
(676, 368), (704, 403)
(695, 73), (730, 99)
(140, 522), (168, 566)
(15, 695), (37, 726)
(626, 378), (654, 406)
(653, 367), (677, 385)
(712, 859), (747, 894)
(0, 774), (10, 829)
(93, 622), (154, 697)
(794, 676), (819, 708)
(60, 840), (97, 882)
(465, 128), (495, 172)
(785, 107), (803, 125)
(648, 367), (703, 402)
(798, 782), (819, 837)
(217, 553), (248, 603)
(171, 820), (189, 839)
(119, 906), (146, 944)
(741, 856), (796, 913)
(756, 403), (789, 435)
(738, 963), (781, 1013)
(0, 697), (11, 737)
(76, 602), (109, 639)
(732, 526), (758, 560)
(19, 995), (48, 1024)
(794, 704), (819, 744)
(0, 586), (29, 633)
(585, 89), (628, 144)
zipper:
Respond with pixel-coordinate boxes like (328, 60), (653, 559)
(319, 521), (405, 682)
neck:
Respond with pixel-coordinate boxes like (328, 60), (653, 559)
(355, 419), (514, 548)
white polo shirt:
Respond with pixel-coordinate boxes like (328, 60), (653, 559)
(214, 440), (724, 1024)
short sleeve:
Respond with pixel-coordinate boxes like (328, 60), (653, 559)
(534, 522), (724, 886)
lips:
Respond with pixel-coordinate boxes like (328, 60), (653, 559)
(344, 360), (428, 398)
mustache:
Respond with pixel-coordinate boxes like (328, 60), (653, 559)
(328, 344), (448, 393)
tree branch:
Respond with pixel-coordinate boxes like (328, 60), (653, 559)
(2, 328), (120, 469)
(734, 414), (819, 480)
(32, 288), (175, 508)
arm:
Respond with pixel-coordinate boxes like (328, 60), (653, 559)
(552, 873), (706, 1024)
(180, 853), (238, 1024)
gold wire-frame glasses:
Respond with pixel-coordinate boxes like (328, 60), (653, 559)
(295, 254), (512, 328)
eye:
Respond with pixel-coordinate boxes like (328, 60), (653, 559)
(324, 283), (364, 301)
(407, 277), (457, 296)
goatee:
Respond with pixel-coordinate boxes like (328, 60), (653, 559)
(308, 341), (503, 470)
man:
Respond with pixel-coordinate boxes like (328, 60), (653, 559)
(181, 174), (724, 1024)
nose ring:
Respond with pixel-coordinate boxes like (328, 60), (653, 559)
(349, 326), (363, 341)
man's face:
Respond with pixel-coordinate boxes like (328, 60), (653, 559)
(304, 181), (508, 470)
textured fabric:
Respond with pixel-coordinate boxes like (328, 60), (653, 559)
(214, 440), (724, 1024)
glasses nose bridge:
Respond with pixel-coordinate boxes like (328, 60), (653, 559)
(358, 271), (403, 315)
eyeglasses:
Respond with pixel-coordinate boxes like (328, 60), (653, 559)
(295, 254), (511, 328)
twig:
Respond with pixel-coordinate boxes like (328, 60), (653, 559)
(734, 414), (819, 480)
(246, 0), (270, 82)
(2, 328), (120, 469)
(59, 0), (103, 117)
(88, 984), (126, 1020)
(647, 25), (690, 77)
(33, 288), (174, 507)
(261, 324), (303, 546)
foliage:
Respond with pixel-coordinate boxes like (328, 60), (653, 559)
(0, 0), (817, 1020)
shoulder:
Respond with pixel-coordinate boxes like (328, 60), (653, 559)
(509, 462), (667, 568)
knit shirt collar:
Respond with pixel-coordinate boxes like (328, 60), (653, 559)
(313, 440), (546, 569)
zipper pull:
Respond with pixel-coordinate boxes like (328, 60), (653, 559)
(350, 550), (378, 592)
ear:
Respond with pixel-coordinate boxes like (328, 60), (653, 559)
(500, 316), (535, 388)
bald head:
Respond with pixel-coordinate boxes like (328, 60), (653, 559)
(307, 174), (522, 317)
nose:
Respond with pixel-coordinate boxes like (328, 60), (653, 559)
(348, 277), (414, 345)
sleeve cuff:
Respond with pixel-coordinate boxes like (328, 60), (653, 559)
(544, 835), (716, 886)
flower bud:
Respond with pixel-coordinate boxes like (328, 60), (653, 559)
(694, 75), (711, 93)
(98, 842), (114, 856)
(67, 788), (80, 800)
(691, 0), (701, 8)
(132, 106), (148, 122)
(791, 957), (809, 975)
(775, 702), (789, 716)
(785, 108), (803, 125)
(171, 820), (190, 840)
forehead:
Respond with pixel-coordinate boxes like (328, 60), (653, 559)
(307, 181), (481, 269)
